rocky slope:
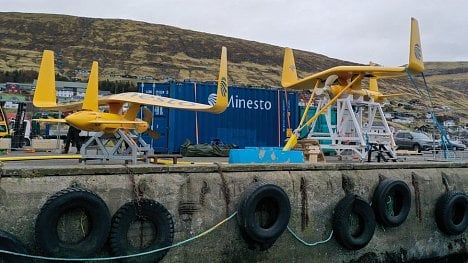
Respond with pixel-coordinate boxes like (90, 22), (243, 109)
(0, 12), (466, 120)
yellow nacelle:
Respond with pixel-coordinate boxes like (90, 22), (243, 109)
(65, 111), (148, 134)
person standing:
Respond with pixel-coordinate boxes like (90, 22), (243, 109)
(63, 125), (82, 154)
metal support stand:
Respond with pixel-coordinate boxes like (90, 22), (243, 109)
(306, 95), (397, 162)
(80, 129), (154, 164)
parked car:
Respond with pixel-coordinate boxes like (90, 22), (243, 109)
(462, 138), (468, 146)
(439, 139), (466, 151)
(394, 131), (439, 153)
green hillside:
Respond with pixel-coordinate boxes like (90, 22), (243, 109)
(0, 12), (466, 122)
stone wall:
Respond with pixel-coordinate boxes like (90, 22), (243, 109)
(0, 162), (467, 262)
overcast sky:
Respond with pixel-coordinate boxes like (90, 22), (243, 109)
(3, 0), (467, 65)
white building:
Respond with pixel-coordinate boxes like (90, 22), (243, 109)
(443, 120), (456, 127)
(32, 80), (110, 103)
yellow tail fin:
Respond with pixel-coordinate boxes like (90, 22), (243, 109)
(281, 48), (298, 88)
(82, 62), (99, 112)
(408, 17), (424, 73)
(207, 46), (228, 113)
(33, 50), (57, 108)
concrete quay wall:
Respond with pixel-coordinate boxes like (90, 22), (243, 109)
(0, 162), (467, 262)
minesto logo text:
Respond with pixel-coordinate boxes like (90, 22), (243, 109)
(228, 95), (272, 110)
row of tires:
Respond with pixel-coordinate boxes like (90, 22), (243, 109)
(0, 180), (467, 262)
(1, 187), (175, 263)
(236, 179), (468, 251)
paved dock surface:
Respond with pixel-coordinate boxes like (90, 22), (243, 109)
(0, 148), (465, 168)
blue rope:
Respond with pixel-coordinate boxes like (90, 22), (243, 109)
(405, 69), (451, 159)
(0, 212), (238, 262)
(287, 226), (334, 246)
(0, 211), (336, 261)
(420, 73), (452, 153)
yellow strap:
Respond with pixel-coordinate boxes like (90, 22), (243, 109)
(298, 79), (320, 128)
(302, 75), (363, 128)
(283, 75), (363, 151)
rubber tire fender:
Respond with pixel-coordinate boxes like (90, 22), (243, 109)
(34, 187), (111, 257)
(237, 181), (291, 246)
(435, 191), (468, 235)
(0, 230), (31, 263)
(238, 228), (275, 251)
(372, 178), (411, 227)
(109, 199), (174, 263)
(332, 194), (376, 250)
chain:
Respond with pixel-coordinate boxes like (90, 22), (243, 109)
(125, 165), (142, 210)
(125, 164), (145, 248)
(214, 162), (230, 217)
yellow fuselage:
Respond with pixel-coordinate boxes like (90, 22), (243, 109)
(65, 111), (148, 133)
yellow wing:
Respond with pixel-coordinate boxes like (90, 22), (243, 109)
(34, 102), (84, 112)
(98, 47), (228, 113)
(33, 50), (57, 108)
(377, 93), (408, 99)
(33, 47), (228, 114)
(97, 92), (214, 110)
(282, 17), (424, 90)
(282, 64), (406, 90)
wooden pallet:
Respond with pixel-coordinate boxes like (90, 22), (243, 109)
(294, 139), (326, 163)
(147, 154), (183, 164)
(396, 150), (423, 155)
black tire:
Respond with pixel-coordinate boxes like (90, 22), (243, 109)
(239, 228), (275, 251)
(332, 194), (376, 250)
(35, 187), (111, 257)
(435, 191), (468, 235)
(237, 182), (291, 247)
(0, 230), (31, 263)
(372, 179), (411, 227)
(109, 199), (174, 263)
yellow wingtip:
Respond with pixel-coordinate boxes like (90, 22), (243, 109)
(82, 61), (99, 112)
(33, 50), (57, 108)
(408, 17), (424, 73)
(281, 47), (298, 88)
(208, 46), (228, 113)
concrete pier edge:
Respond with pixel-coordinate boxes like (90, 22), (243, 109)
(0, 161), (466, 262)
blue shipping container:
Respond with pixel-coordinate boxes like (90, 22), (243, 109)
(139, 83), (171, 152)
(139, 82), (298, 153)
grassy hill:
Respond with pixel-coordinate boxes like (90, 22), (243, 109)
(0, 12), (466, 121)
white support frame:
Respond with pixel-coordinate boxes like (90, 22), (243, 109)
(306, 95), (396, 161)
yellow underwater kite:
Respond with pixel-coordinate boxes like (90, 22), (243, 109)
(283, 18), (424, 150)
(33, 47), (228, 135)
